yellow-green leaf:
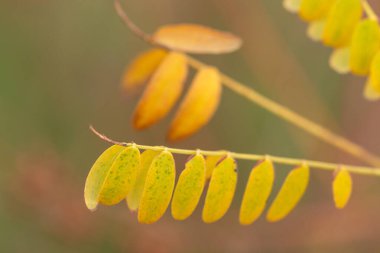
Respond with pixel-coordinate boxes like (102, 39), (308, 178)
(307, 19), (326, 42)
(299, 0), (335, 21)
(138, 151), (176, 224)
(239, 159), (275, 225)
(133, 52), (188, 129)
(168, 67), (222, 141)
(283, 0), (301, 13)
(266, 164), (309, 222)
(329, 47), (350, 74)
(349, 19), (380, 76)
(153, 24), (242, 54)
(98, 146), (141, 206)
(202, 156), (237, 223)
(127, 150), (160, 211)
(205, 155), (224, 180)
(322, 0), (362, 47)
(171, 154), (206, 220)
(122, 49), (167, 91)
(333, 168), (353, 209)
(364, 51), (380, 100)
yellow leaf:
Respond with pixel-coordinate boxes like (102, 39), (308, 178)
(84, 145), (124, 211)
(205, 155), (224, 180)
(307, 19), (326, 42)
(153, 24), (242, 54)
(332, 168), (353, 209)
(133, 52), (188, 129)
(171, 154), (206, 220)
(364, 51), (380, 100)
(299, 0), (335, 21)
(168, 67), (222, 141)
(202, 156), (237, 223)
(127, 150), (160, 211)
(283, 0), (301, 13)
(329, 47), (350, 74)
(322, 0), (362, 47)
(98, 146), (141, 206)
(349, 19), (380, 76)
(138, 151), (176, 224)
(122, 48), (167, 91)
(239, 159), (275, 225)
(266, 164), (309, 222)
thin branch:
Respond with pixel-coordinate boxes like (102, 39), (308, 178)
(362, 0), (378, 21)
(113, 0), (380, 167)
(90, 126), (380, 177)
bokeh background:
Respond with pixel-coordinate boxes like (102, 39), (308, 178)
(1, 0), (380, 252)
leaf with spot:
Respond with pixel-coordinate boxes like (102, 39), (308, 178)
(84, 145), (140, 211)
(171, 154), (206, 220)
(153, 24), (242, 54)
(133, 51), (188, 129)
(266, 164), (309, 222)
(239, 159), (275, 225)
(127, 150), (160, 211)
(168, 67), (222, 141)
(138, 151), (176, 224)
(332, 168), (352, 209)
(202, 156), (237, 223)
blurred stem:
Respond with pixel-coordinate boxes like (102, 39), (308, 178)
(362, 0), (378, 21)
(114, 0), (380, 167)
(90, 126), (380, 177)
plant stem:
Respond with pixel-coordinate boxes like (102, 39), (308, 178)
(113, 0), (380, 167)
(362, 0), (378, 21)
(90, 126), (380, 177)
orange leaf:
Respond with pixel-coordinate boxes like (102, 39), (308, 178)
(168, 67), (222, 141)
(153, 24), (242, 54)
(122, 48), (167, 91)
(133, 51), (188, 129)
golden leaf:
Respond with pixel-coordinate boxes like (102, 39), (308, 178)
(329, 47), (350, 74)
(364, 51), (380, 100)
(202, 156), (237, 223)
(332, 168), (353, 209)
(127, 150), (160, 211)
(239, 159), (275, 225)
(266, 164), (309, 222)
(307, 19), (326, 42)
(205, 155), (224, 180)
(168, 67), (222, 141)
(171, 154), (206, 220)
(299, 0), (336, 21)
(138, 151), (176, 224)
(283, 0), (301, 13)
(349, 19), (380, 76)
(322, 0), (362, 47)
(122, 48), (167, 91)
(133, 52), (188, 129)
(153, 24), (242, 54)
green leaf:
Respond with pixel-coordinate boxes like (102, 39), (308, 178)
(171, 154), (206, 220)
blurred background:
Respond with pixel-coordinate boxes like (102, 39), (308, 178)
(1, 0), (380, 252)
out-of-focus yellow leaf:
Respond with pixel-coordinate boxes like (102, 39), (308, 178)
(332, 168), (352, 209)
(98, 146), (141, 206)
(133, 52), (188, 129)
(202, 156), (237, 223)
(122, 49), (167, 91)
(153, 24), (242, 54)
(205, 155), (224, 180)
(329, 47), (350, 74)
(307, 20), (326, 42)
(168, 67), (222, 141)
(84, 145), (124, 211)
(364, 51), (380, 100)
(138, 151), (176, 224)
(299, 0), (335, 21)
(283, 0), (301, 13)
(266, 164), (309, 222)
(349, 19), (380, 76)
(127, 150), (160, 211)
(322, 0), (362, 47)
(239, 159), (275, 225)
(171, 154), (206, 220)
